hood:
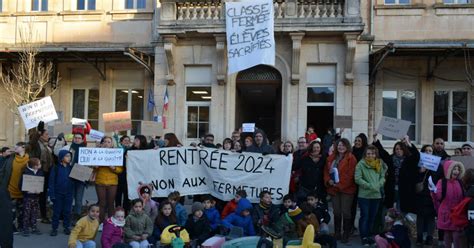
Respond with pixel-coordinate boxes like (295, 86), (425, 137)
(58, 149), (72, 163)
(443, 160), (465, 180)
(253, 129), (269, 146)
(235, 198), (253, 214)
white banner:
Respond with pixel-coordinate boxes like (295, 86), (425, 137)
(78, 148), (124, 166)
(18, 96), (59, 130)
(127, 147), (292, 204)
(225, 0), (275, 74)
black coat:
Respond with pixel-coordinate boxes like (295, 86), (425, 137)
(414, 170), (436, 217)
(0, 188), (13, 248)
(294, 155), (327, 200)
(373, 140), (420, 213)
(184, 215), (212, 245)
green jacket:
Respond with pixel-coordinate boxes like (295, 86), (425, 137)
(273, 213), (298, 244)
(354, 159), (387, 199)
(123, 209), (153, 243)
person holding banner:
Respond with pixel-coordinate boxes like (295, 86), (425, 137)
(95, 136), (124, 224)
(246, 130), (274, 154)
(323, 138), (357, 243)
(163, 133), (182, 147)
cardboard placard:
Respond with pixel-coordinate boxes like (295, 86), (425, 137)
(89, 129), (105, 141)
(21, 175), (44, 193)
(69, 165), (94, 182)
(334, 116), (353, 128)
(141, 121), (163, 137)
(451, 156), (474, 170)
(376, 116), (411, 140)
(103, 111), (132, 132)
(49, 123), (72, 136)
(78, 147), (124, 166)
(419, 153), (442, 172)
(18, 96), (59, 130)
(242, 123), (256, 133)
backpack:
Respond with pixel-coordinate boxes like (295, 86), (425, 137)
(450, 196), (472, 228)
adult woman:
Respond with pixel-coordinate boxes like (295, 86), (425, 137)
(323, 138), (357, 243)
(373, 134), (420, 214)
(415, 144), (436, 246)
(232, 141), (242, 153)
(354, 145), (387, 246)
(243, 137), (253, 151)
(282, 141), (294, 156)
(294, 141), (327, 203)
(95, 136), (124, 224)
(163, 133), (182, 147)
(352, 133), (368, 162)
(222, 138), (233, 151)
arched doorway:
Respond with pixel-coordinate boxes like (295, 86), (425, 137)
(235, 65), (282, 142)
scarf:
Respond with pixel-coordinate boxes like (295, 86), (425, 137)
(259, 202), (271, 210)
(392, 155), (404, 186)
(365, 158), (381, 173)
(14, 153), (30, 167)
(111, 216), (125, 227)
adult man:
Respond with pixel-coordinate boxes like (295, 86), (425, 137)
(462, 143), (473, 156)
(433, 138), (450, 160)
(202, 133), (217, 148)
(293, 137), (307, 165)
(231, 130), (241, 143)
(246, 130), (275, 154)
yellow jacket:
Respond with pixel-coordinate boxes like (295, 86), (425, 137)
(68, 216), (99, 247)
(94, 166), (123, 186)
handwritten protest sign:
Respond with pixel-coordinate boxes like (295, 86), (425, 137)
(127, 148), (292, 204)
(18, 96), (59, 129)
(141, 121), (163, 137)
(376, 116), (411, 140)
(78, 148), (124, 166)
(242, 123), (255, 133)
(69, 165), (94, 182)
(103, 111), (132, 132)
(21, 175), (44, 193)
(89, 129), (105, 141)
(419, 153), (441, 171)
(451, 156), (474, 170)
(334, 116), (353, 128)
(225, 0), (275, 74)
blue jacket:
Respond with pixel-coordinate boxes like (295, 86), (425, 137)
(204, 207), (221, 230)
(222, 198), (255, 236)
(175, 203), (187, 226)
(48, 150), (74, 198)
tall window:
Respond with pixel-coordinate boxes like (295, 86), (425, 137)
(384, 0), (410, 4)
(382, 90), (417, 141)
(434, 90), (469, 142)
(186, 87), (211, 139)
(77, 0), (96, 10)
(125, 0), (146, 9)
(115, 89), (144, 135)
(73, 89), (100, 129)
(444, 0), (469, 3)
(32, 0), (48, 11)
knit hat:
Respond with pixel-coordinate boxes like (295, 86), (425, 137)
(288, 206), (304, 222)
(462, 143), (473, 149)
(192, 202), (204, 213)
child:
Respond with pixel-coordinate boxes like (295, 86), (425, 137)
(137, 184), (158, 222)
(222, 198), (255, 236)
(433, 160), (465, 248)
(19, 158), (43, 236)
(221, 190), (247, 219)
(305, 126), (318, 143)
(68, 204), (100, 248)
(252, 191), (280, 234)
(271, 206), (301, 245)
(185, 202), (212, 246)
(281, 194), (296, 215)
(202, 195), (220, 233)
(124, 199), (153, 248)
(101, 207), (126, 248)
(149, 200), (177, 246)
(375, 208), (411, 248)
(306, 191), (330, 234)
(49, 150), (74, 236)
(168, 191), (187, 226)
(297, 203), (336, 248)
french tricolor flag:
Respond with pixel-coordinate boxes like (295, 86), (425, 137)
(163, 87), (169, 112)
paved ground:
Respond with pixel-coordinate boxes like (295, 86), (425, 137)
(14, 187), (365, 248)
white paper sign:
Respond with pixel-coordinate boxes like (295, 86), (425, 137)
(376, 116), (411, 140)
(127, 147), (292, 204)
(242, 123), (255, 133)
(78, 148), (124, 166)
(21, 175), (44, 193)
(419, 153), (441, 171)
(89, 129), (105, 141)
(71, 118), (88, 125)
(225, 0), (275, 74)
(18, 96), (59, 130)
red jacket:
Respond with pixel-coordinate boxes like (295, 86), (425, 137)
(323, 152), (357, 195)
(221, 199), (237, 219)
(305, 133), (318, 142)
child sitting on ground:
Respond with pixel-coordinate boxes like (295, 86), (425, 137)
(221, 190), (247, 219)
(298, 203), (336, 248)
(222, 198), (255, 237)
(202, 195), (220, 233)
(375, 208), (411, 248)
(101, 207), (126, 248)
(137, 184), (158, 222)
(185, 202), (212, 246)
(124, 199), (153, 248)
(281, 194), (297, 216)
(149, 200), (177, 246)
(20, 158), (44, 236)
(306, 191), (330, 234)
(168, 191), (187, 226)
(68, 204), (100, 248)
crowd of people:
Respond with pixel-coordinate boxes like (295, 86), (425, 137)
(0, 121), (474, 248)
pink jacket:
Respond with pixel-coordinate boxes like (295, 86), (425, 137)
(101, 217), (124, 248)
(434, 160), (465, 231)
